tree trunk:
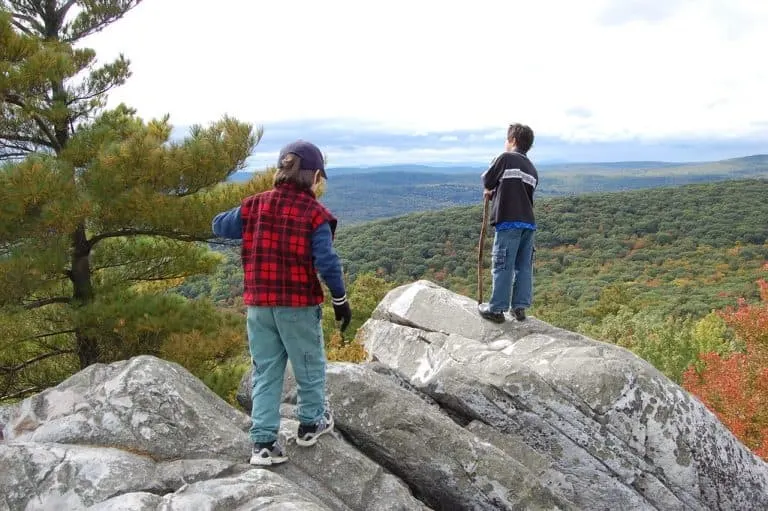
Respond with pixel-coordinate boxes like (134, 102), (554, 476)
(71, 223), (98, 368)
(61, 121), (97, 368)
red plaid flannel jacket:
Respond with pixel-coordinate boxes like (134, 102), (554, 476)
(240, 183), (337, 307)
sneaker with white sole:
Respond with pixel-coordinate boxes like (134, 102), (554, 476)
(296, 410), (334, 447)
(249, 439), (288, 466)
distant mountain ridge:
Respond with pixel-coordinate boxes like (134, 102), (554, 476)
(227, 154), (768, 224)
(230, 154), (768, 181)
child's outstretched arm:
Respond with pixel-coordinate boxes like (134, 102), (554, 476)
(211, 206), (243, 239)
(311, 222), (352, 331)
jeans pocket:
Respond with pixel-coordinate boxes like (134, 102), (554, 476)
(493, 248), (507, 271)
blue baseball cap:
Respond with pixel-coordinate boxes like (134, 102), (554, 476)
(277, 140), (327, 179)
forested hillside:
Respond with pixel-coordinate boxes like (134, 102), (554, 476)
(180, 178), (767, 328)
(338, 179), (765, 317)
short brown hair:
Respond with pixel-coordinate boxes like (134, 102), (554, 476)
(274, 153), (317, 190)
(507, 123), (534, 154)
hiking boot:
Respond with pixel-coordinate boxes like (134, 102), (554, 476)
(513, 308), (526, 321)
(250, 439), (288, 466)
(478, 303), (505, 323)
(296, 410), (334, 447)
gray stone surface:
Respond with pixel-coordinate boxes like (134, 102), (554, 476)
(1, 356), (252, 461)
(1, 442), (162, 510)
(325, 363), (572, 510)
(87, 469), (332, 510)
(4, 280), (768, 510)
(361, 280), (768, 510)
(0, 356), (426, 511)
(273, 418), (426, 511)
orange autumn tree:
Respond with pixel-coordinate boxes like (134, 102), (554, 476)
(683, 278), (768, 459)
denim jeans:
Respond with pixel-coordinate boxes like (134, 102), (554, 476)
(246, 305), (327, 443)
(488, 228), (535, 313)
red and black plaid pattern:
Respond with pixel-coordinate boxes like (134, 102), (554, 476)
(240, 183), (337, 307)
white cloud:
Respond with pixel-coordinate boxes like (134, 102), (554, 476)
(82, 0), (767, 143)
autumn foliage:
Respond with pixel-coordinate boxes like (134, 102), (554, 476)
(683, 279), (768, 459)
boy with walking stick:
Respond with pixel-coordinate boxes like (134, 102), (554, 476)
(477, 124), (538, 323)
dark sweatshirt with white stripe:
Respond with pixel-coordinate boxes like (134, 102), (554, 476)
(481, 151), (539, 228)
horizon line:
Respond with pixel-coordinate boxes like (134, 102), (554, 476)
(233, 153), (768, 172)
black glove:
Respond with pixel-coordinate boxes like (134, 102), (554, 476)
(332, 295), (352, 332)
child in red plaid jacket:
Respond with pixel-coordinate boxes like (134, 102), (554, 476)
(212, 140), (352, 466)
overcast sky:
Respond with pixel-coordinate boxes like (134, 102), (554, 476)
(83, 0), (768, 167)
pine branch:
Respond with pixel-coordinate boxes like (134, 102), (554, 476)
(0, 348), (76, 375)
(67, 85), (115, 105)
(0, 133), (54, 147)
(123, 257), (190, 281)
(89, 229), (211, 248)
(57, 0), (78, 17)
(23, 297), (71, 309)
(10, 18), (34, 34)
(128, 275), (190, 282)
(92, 259), (154, 271)
(63, 1), (144, 42)
(0, 151), (30, 160)
(1, 140), (35, 152)
(9, 11), (44, 33)
(66, 21), (111, 41)
(6, 0), (45, 18)
(3, 94), (62, 152)
(33, 335), (70, 354)
(2, 329), (76, 361)
(14, 329), (77, 345)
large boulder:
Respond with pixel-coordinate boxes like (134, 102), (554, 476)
(0, 442), (245, 510)
(2, 355), (251, 461)
(359, 280), (768, 510)
(0, 356), (424, 511)
(3, 280), (767, 510)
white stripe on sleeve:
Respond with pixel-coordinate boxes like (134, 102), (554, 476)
(501, 168), (538, 187)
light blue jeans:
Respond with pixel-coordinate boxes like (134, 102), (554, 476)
(246, 305), (327, 443)
(489, 228), (535, 313)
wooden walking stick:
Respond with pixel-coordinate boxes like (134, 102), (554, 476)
(477, 195), (490, 304)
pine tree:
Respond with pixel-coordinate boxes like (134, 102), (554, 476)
(0, 1), (272, 401)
